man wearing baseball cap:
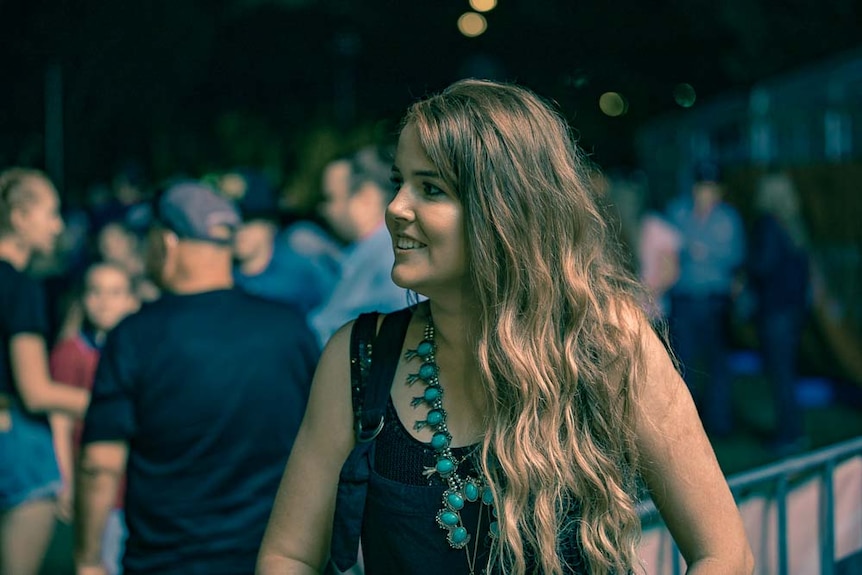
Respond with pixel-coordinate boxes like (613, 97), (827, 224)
(75, 181), (319, 575)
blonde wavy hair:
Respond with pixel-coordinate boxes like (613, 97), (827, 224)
(405, 79), (647, 574)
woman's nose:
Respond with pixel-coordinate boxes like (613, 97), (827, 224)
(386, 186), (414, 222)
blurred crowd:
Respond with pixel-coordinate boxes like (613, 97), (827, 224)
(34, 149), (412, 350)
(0, 144), (413, 575)
(608, 162), (813, 456)
(1, 149), (817, 574)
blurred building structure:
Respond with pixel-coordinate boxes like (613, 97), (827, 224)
(636, 46), (862, 197)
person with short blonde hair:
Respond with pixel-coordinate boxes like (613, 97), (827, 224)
(0, 167), (88, 575)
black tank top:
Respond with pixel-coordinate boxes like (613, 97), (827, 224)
(360, 308), (492, 574)
(359, 307), (588, 574)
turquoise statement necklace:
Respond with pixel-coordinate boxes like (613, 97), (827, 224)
(405, 317), (499, 572)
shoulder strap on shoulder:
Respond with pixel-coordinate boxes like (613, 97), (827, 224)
(332, 307), (413, 572)
(349, 307), (413, 443)
(350, 312), (379, 442)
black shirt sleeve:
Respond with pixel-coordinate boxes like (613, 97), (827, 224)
(81, 320), (137, 444)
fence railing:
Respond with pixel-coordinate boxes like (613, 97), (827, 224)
(638, 435), (862, 574)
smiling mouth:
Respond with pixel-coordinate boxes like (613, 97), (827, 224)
(396, 238), (426, 250)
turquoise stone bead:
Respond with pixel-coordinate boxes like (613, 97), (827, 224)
(436, 458), (455, 475)
(423, 386), (441, 402)
(440, 510), (459, 526)
(417, 341), (434, 357)
(447, 492), (465, 510)
(431, 432), (449, 450)
(482, 486), (495, 506)
(450, 526), (468, 545)
(426, 409), (443, 425)
(490, 521), (499, 536)
(418, 362), (437, 379)
(464, 482), (480, 502)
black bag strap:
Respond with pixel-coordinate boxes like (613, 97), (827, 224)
(349, 311), (380, 442)
(349, 308), (413, 443)
(331, 307), (413, 572)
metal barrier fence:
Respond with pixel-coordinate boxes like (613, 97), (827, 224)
(638, 435), (862, 575)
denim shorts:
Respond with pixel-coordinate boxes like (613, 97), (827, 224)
(0, 399), (62, 511)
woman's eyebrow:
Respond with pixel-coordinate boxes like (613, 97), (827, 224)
(411, 169), (442, 179)
(391, 164), (442, 179)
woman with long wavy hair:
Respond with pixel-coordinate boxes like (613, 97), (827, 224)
(258, 80), (753, 574)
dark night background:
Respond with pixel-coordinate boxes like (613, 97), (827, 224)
(4, 4), (862, 573)
(2, 0), (861, 199)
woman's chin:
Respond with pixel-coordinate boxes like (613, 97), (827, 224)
(391, 269), (419, 291)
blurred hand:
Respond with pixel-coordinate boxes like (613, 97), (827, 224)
(76, 565), (106, 575)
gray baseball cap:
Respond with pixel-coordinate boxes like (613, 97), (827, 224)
(155, 181), (240, 244)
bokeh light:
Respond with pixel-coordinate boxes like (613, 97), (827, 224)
(458, 12), (488, 37)
(599, 92), (628, 117)
(673, 83), (697, 107)
(470, 0), (498, 12)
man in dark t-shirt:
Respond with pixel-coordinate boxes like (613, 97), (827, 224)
(75, 182), (319, 575)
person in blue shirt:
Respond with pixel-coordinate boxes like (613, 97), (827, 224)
(308, 146), (411, 346)
(667, 161), (746, 437)
(229, 169), (341, 315)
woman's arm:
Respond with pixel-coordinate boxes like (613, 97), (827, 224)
(50, 412), (77, 522)
(633, 320), (754, 574)
(10, 334), (89, 417)
(257, 322), (358, 574)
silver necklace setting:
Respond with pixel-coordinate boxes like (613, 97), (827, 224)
(405, 317), (499, 571)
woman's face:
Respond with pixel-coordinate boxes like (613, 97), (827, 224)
(13, 177), (64, 255)
(386, 123), (467, 298)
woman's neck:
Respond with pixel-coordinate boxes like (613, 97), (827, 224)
(426, 298), (472, 352)
(422, 298), (487, 442)
(0, 236), (31, 270)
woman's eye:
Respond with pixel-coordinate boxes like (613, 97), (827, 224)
(390, 176), (403, 192)
(422, 183), (445, 197)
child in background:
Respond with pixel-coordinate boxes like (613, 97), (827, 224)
(96, 221), (160, 303)
(50, 262), (139, 575)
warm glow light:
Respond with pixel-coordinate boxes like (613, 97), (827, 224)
(470, 0), (497, 12)
(599, 92), (627, 117)
(674, 83), (696, 107)
(458, 12), (488, 37)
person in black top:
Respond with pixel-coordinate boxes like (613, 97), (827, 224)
(258, 80), (754, 574)
(0, 167), (90, 575)
(748, 171), (811, 455)
(75, 181), (319, 575)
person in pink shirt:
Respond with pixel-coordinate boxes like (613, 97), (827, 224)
(638, 211), (682, 321)
(50, 262), (138, 575)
